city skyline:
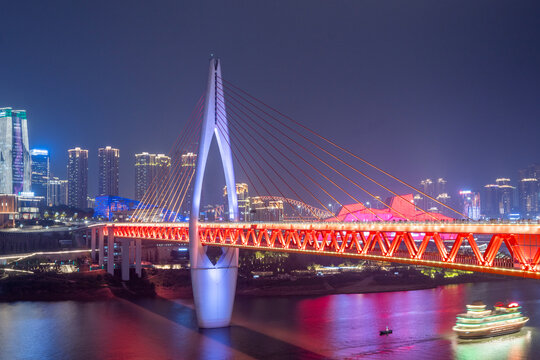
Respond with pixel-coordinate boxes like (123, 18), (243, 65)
(4, 124), (539, 218)
(2, 1), (539, 200)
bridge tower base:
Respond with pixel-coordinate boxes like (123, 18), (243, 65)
(189, 57), (239, 328)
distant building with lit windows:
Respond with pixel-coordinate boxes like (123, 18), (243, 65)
(67, 147), (88, 209)
(0, 107), (31, 195)
(134, 152), (171, 201)
(249, 196), (284, 222)
(420, 177), (449, 214)
(459, 190), (480, 220)
(518, 164), (540, 218)
(98, 146), (120, 197)
(30, 149), (49, 199)
(47, 177), (68, 206)
(223, 183), (249, 221)
(483, 178), (517, 219)
(179, 152), (196, 217)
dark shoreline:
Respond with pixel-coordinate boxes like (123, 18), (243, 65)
(0, 269), (513, 303)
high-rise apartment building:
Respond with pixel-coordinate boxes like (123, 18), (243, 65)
(496, 178), (515, 217)
(482, 178), (516, 219)
(0, 107), (31, 195)
(249, 196), (284, 222)
(98, 146), (120, 196)
(223, 183), (249, 221)
(179, 152), (197, 217)
(30, 149), (49, 198)
(67, 147), (88, 209)
(420, 178), (434, 210)
(135, 152), (155, 200)
(458, 190), (481, 220)
(518, 165), (539, 218)
(134, 152), (171, 201)
(483, 184), (500, 218)
(420, 177), (449, 212)
(47, 177), (68, 206)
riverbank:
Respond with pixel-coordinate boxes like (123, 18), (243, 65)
(0, 268), (511, 302)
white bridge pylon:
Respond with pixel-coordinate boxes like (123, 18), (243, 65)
(189, 57), (239, 328)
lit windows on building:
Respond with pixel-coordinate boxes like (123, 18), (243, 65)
(47, 177), (68, 206)
(30, 149), (50, 199)
(17, 192), (45, 220)
(179, 152), (196, 217)
(67, 147), (88, 209)
(518, 164), (539, 218)
(98, 146), (120, 197)
(223, 183), (249, 221)
(249, 196), (284, 222)
(134, 152), (171, 201)
(459, 190), (481, 220)
(0, 107), (31, 195)
(483, 179), (516, 219)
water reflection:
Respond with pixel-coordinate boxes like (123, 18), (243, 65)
(0, 280), (538, 359)
(452, 329), (533, 360)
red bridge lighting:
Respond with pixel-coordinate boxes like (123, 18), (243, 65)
(102, 221), (540, 279)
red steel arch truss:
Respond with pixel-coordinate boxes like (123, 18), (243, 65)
(107, 222), (540, 279)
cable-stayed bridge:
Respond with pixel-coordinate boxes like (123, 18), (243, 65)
(85, 58), (539, 328)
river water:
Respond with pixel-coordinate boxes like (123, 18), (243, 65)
(0, 280), (539, 359)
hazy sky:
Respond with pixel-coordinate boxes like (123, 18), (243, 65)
(2, 1), (539, 200)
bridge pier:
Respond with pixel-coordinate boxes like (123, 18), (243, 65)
(98, 227), (105, 266)
(190, 247), (239, 328)
(135, 239), (142, 277)
(90, 228), (96, 263)
(121, 239), (130, 281)
(107, 226), (114, 275)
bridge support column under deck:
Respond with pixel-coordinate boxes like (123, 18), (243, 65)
(98, 227), (105, 266)
(135, 239), (142, 278)
(107, 226), (114, 275)
(121, 239), (130, 281)
(90, 228), (96, 263)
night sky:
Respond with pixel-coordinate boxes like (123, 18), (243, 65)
(2, 1), (539, 201)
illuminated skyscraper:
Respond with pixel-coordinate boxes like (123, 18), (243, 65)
(483, 184), (500, 218)
(223, 183), (249, 221)
(134, 152), (171, 201)
(67, 147), (88, 209)
(30, 149), (49, 198)
(98, 146), (120, 196)
(496, 178), (515, 217)
(176, 152), (196, 218)
(135, 152), (155, 200)
(0, 108), (31, 195)
(47, 177), (68, 206)
(482, 178), (516, 219)
(420, 177), (449, 213)
(459, 190), (481, 220)
(518, 165), (540, 218)
(420, 178), (434, 210)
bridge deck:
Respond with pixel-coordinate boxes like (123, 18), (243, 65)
(98, 222), (540, 279)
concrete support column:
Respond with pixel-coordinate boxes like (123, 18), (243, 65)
(90, 228), (96, 263)
(121, 239), (130, 281)
(107, 226), (115, 275)
(129, 240), (135, 264)
(98, 227), (105, 266)
(135, 239), (142, 278)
